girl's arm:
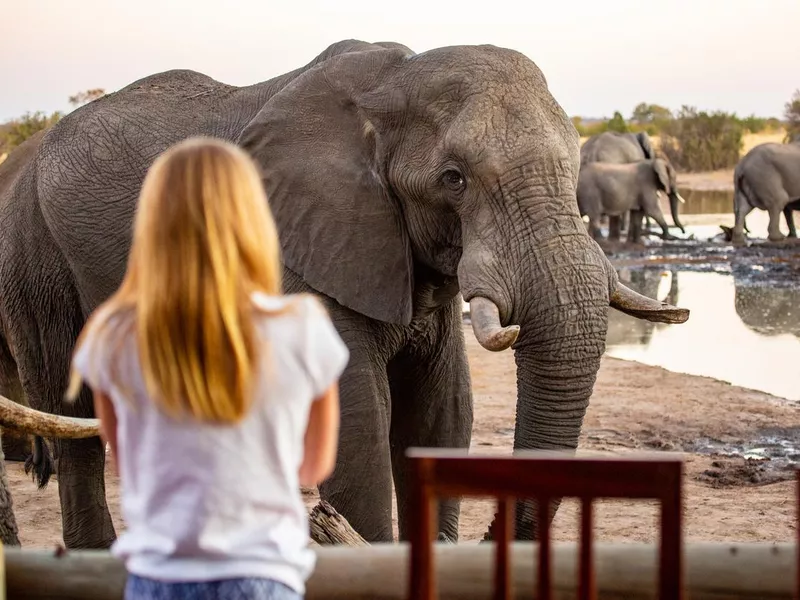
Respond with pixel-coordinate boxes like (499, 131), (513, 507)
(92, 390), (119, 474)
(299, 381), (340, 487)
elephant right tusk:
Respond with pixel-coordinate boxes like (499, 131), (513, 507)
(0, 394), (100, 439)
(610, 282), (690, 324)
(676, 193), (687, 204)
(468, 297), (520, 352)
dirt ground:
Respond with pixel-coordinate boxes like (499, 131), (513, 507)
(6, 323), (797, 549)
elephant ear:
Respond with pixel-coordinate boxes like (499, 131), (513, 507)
(652, 159), (672, 194)
(636, 131), (655, 159)
(237, 47), (415, 325)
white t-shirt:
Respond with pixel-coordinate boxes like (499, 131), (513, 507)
(71, 292), (349, 594)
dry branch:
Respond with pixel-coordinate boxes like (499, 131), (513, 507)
(0, 395), (100, 439)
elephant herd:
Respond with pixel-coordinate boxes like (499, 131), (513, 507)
(0, 39), (695, 549)
(578, 130), (800, 245)
(577, 131), (686, 244)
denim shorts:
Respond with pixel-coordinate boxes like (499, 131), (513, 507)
(124, 573), (303, 600)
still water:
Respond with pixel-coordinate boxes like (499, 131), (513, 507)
(605, 268), (800, 401)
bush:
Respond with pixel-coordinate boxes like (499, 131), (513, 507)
(658, 106), (744, 172)
(0, 111), (63, 154)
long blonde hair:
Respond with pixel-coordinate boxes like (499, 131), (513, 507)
(66, 136), (283, 423)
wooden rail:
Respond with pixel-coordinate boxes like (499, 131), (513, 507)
(1, 542), (797, 599)
(406, 449), (684, 600)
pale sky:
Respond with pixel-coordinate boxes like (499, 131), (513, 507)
(2, 0), (798, 122)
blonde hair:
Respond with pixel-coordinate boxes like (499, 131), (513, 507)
(66, 136), (283, 423)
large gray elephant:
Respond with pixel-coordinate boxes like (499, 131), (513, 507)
(577, 158), (683, 243)
(732, 139), (800, 243)
(0, 39), (689, 548)
(580, 131), (685, 239)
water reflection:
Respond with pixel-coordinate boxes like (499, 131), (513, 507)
(676, 187), (733, 215)
(606, 269), (800, 401)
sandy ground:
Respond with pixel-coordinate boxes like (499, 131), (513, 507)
(7, 325), (797, 549)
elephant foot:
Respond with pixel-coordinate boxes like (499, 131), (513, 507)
(768, 233), (786, 242)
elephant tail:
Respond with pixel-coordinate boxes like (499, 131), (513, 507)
(0, 335), (54, 490)
(733, 165), (752, 233)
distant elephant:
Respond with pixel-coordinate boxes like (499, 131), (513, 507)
(0, 39), (689, 548)
(580, 131), (685, 239)
(732, 139), (800, 243)
(577, 158), (683, 243)
(605, 267), (679, 347)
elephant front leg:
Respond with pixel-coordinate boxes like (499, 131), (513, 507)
(387, 300), (473, 543)
(316, 334), (395, 543)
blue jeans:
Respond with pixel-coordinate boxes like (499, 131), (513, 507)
(124, 574), (303, 600)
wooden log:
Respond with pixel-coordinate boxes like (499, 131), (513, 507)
(0, 395), (100, 440)
(2, 542), (796, 599)
(308, 500), (369, 547)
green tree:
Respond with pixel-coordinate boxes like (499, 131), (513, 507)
(68, 88), (106, 108)
(630, 102), (672, 125)
(606, 111), (629, 133)
(784, 89), (800, 142)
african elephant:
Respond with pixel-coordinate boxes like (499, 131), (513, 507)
(0, 39), (689, 548)
(577, 158), (683, 243)
(732, 139), (800, 243)
(580, 131), (685, 239)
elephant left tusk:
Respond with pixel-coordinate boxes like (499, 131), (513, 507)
(676, 193), (687, 204)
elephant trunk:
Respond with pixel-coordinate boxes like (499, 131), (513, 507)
(468, 217), (687, 541)
(668, 190), (686, 234)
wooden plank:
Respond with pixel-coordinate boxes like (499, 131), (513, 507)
(2, 542), (795, 600)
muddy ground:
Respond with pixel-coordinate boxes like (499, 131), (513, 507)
(8, 315), (798, 547)
(5, 209), (800, 548)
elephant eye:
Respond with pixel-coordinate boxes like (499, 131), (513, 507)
(441, 169), (466, 193)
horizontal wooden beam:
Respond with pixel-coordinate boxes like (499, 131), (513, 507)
(3, 542), (796, 599)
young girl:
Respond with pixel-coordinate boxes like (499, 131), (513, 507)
(66, 136), (348, 600)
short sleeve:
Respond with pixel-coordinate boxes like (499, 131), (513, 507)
(70, 318), (112, 394)
(301, 297), (350, 398)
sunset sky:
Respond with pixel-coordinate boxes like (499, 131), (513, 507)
(2, 0), (798, 122)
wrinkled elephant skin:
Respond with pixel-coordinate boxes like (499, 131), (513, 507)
(0, 39), (690, 548)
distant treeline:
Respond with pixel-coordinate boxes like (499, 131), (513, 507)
(574, 91), (800, 172)
(3, 89), (800, 174)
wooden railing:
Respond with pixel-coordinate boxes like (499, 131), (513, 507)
(406, 449), (685, 600)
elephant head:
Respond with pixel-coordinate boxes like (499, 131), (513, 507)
(652, 158), (686, 234)
(0, 43), (690, 541)
(233, 44), (689, 537)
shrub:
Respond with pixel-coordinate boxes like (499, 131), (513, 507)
(658, 106), (744, 172)
(0, 111), (63, 154)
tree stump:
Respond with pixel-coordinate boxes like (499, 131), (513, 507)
(308, 500), (369, 547)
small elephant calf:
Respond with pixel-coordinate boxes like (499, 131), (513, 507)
(577, 158), (685, 244)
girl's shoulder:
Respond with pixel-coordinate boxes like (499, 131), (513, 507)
(250, 291), (331, 323)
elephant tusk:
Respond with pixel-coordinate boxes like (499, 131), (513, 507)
(609, 282), (690, 324)
(676, 193), (687, 204)
(468, 297), (520, 352)
(0, 394), (100, 439)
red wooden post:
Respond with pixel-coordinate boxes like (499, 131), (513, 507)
(578, 497), (595, 600)
(493, 497), (512, 600)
